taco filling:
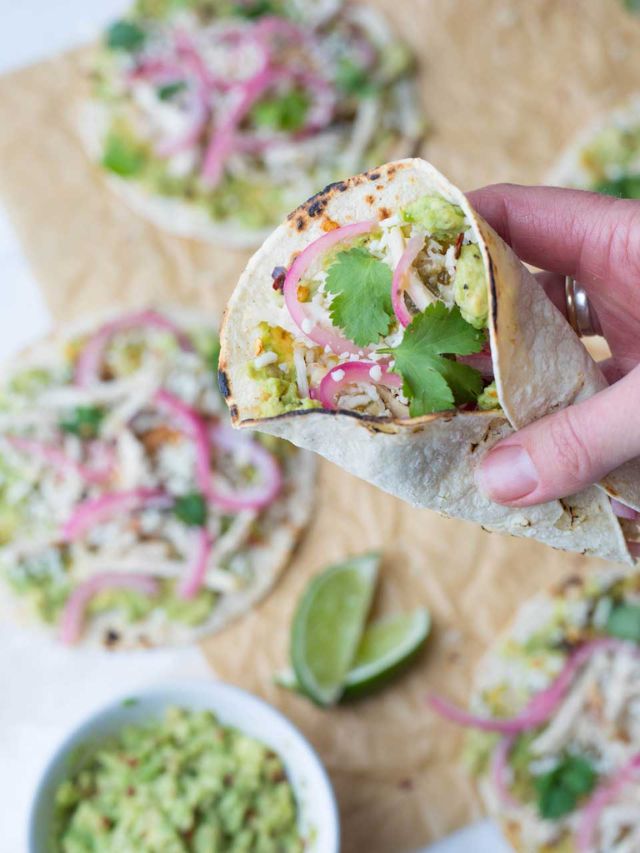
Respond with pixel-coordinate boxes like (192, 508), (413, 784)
(431, 573), (640, 853)
(87, 0), (423, 237)
(0, 308), (312, 647)
(242, 192), (498, 419)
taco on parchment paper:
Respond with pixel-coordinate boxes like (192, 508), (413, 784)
(550, 95), (640, 200)
(0, 307), (315, 649)
(219, 157), (640, 564)
(431, 571), (640, 853)
(79, 0), (424, 247)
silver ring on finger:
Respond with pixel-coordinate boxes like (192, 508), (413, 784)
(565, 276), (602, 338)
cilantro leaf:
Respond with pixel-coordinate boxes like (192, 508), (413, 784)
(252, 89), (310, 133)
(624, 0), (640, 13)
(324, 248), (394, 348)
(106, 20), (146, 52)
(594, 174), (640, 199)
(173, 493), (207, 527)
(380, 302), (485, 416)
(60, 406), (105, 439)
(534, 755), (597, 820)
(157, 81), (187, 101)
(606, 602), (640, 642)
(335, 59), (380, 98)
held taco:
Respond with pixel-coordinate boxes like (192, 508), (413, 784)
(219, 157), (639, 564)
(0, 307), (315, 649)
(79, 0), (423, 246)
(431, 572), (640, 853)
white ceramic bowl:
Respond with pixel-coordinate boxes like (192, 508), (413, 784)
(29, 679), (340, 853)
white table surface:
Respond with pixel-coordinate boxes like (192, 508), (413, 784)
(0, 5), (512, 852)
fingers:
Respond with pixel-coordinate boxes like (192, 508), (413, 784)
(534, 272), (567, 318)
(467, 184), (640, 293)
(476, 364), (640, 506)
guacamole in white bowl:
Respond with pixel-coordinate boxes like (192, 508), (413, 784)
(29, 681), (339, 853)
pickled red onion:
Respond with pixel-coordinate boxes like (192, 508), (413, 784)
(59, 572), (159, 645)
(429, 638), (638, 734)
(283, 220), (378, 354)
(155, 83), (209, 157)
(208, 423), (282, 511)
(391, 234), (425, 327)
(318, 362), (401, 410)
(576, 754), (640, 853)
(491, 736), (519, 809)
(629, 541), (640, 558)
(154, 389), (213, 502)
(61, 488), (169, 542)
(5, 435), (112, 484)
(201, 69), (280, 187)
(75, 309), (193, 387)
(611, 498), (639, 521)
(178, 526), (212, 599)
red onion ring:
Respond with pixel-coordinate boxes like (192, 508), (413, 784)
(208, 424), (282, 511)
(178, 526), (212, 600)
(5, 436), (113, 485)
(611, 498), (639, 521)
(429, 638), (639, 734)
(576, 754), (640, 852)
(283, 220), (378, 354)
(74, 309), (193, 388)
(154, 389), (214, 503)
(61, 488), (169, 542)
(59, 572), (159, 645)
(491, 735), (520, 809)
(318, 361), (401, 410)
(391, 234), (425, 328)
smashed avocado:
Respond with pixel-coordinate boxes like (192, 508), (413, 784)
(477, 381), (501, 411)
(581, 124), (640, 181)
(401, 194), (467, 240)
(249, 324), (320, 417)
(53, 706), (304, 853)
(454, 244), (488, 329)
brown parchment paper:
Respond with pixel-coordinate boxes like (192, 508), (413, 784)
(1, 1), (639, 850)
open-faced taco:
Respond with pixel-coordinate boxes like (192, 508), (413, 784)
(0, 307), (315, 649)
(80, 0), (423, 246)
(219, 157), (640, 564)
(550, 97), (640, 199)
(431, 572), (640, 853)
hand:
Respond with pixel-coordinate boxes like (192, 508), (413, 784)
(468, 185), (640, 519)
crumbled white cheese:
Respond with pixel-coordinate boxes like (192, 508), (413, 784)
(253, 351), (278, 368)
(331, 369), (345, 382)
(369, 365), (382, 381)
(301, 318), (315, 335)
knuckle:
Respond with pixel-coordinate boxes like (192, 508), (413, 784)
(545, 409), (594, 488)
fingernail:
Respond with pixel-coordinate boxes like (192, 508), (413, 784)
(476, 445), (538, 503)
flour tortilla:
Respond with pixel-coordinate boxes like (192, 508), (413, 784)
(219, 158), (635, 564)
(0, 306), (316, 649)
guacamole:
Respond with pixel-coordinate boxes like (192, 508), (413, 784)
(454, 244), (489, 330)
(400, 194), (466, 240)
(53, 706), (304, 853)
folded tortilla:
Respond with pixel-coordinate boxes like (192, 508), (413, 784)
(219, 158), (638, 564)
(0, 307), (316, 649)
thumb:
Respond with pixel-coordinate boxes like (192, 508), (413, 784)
(476, 365), (640, 507)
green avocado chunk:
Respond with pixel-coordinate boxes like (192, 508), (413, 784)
(477, 380), (501, 411)
(401, 194), (467, 240)
(53, 706), (304, 853)
(454, 244), (489, 329)
(248, 324), (320, 417)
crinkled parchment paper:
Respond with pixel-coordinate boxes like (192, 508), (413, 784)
(0, 1), (638, 850)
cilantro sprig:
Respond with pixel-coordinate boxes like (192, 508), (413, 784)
(173, 492), (208, 527)
(380, 303), (485, 416)
(534, 755), (597, 820)
(606, 602), (640, 642)
(324, 248), (394, 348)
(106, 20), (146, 52)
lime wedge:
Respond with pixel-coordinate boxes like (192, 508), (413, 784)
(344, 607), (430, 699)
(280, 606), (430, 702)
(290, 553), (380, 706)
